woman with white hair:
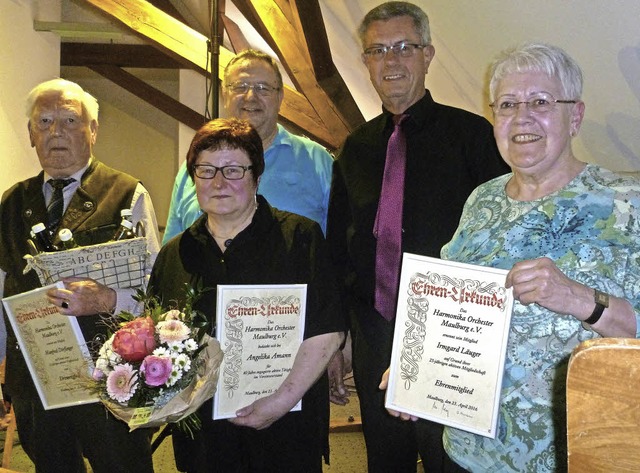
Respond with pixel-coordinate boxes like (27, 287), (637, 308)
(382, 42), (640, 471)
(437, 42), (640, 471)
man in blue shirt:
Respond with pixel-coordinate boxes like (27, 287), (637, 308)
(162, 49), (333, 243)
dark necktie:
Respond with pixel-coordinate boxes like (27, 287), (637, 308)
(373, 114), (408, 321)
(47, 178), (75, 232)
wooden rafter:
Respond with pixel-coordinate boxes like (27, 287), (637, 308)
(148, 0), (187, 24)
(221, 14), (250, 53)
(89, 64), (206, 130)
(291, 0), (364, 128)
(81, 0), (344, 149)
(61, 43), (184, 69)
(232, 0), (363, 132)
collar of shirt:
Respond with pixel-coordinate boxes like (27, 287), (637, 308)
(381, 89), (436, 133)
(42, 157), (92, 206)
(269, 124), (293, 151)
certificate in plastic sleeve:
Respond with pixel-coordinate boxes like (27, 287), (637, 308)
(385, 254), (514, 438)
(213, 284), (306, 420)
(2, 282), (97, 409)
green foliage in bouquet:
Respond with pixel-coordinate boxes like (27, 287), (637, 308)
(92, 283), (220, 437)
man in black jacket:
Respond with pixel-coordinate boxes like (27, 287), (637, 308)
(327, 2), (509, 472)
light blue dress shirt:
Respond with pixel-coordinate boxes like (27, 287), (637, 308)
(162, 124), (333, 244)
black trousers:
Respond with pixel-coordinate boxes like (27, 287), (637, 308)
(173, 398), (324, 473)
(351, 307), (466, 473)
(12, 398), (154, 473)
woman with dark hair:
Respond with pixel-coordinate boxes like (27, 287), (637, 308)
(149, 118), (344, 472)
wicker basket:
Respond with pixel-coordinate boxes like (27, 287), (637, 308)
(23, 237), (149, 289)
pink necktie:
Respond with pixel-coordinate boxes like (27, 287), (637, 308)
(373, 114), (408, 320)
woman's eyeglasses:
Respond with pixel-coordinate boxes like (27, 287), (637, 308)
(193, 164), (253, 180)
(491, 93), (577, 117)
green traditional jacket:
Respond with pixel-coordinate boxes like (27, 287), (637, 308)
(0, 159), (138, 399)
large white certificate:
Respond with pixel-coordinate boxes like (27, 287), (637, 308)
(2, 283), (98, 410)
(386, 254), (514, 438)
(213, 284), (307, 420)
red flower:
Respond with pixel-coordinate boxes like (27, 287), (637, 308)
(112, 316), (157, 362)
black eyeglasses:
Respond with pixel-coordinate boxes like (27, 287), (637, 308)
(225, 82), (280, 97)
(193, 164), (253, 180)
(363, 42), (426, 61)
(490, 92), (577, 117)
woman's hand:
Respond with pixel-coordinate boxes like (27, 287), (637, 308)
(505, 257), (592, 316)
(506, 257), (636, 337)
(229, 393), (293, 430)
(229, 331), (343, 430)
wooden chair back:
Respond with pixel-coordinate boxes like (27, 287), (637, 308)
(567, 337), (640, 472)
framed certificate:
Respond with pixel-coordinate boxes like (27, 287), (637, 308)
(385, 254), (514, 438)
(213, 284), (307, 420)
(2, 282), (98, 409)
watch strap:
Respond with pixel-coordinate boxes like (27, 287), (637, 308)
(584, 289), (609, 325)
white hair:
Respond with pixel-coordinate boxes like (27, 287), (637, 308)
(26, 78), (99, 123)
(489, 42), (583, 102)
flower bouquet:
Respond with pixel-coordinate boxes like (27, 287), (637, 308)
(91, 286), (223, 435)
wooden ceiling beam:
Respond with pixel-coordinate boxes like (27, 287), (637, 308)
(272, 0), (294, 25)
(82, 0), (217, 74)
(81, 0), (337, 148)
(147, 0), (187, 24)
(62, 43), (184, 68)
(292, 0), (364, 128)
(89, 64), (206, 130)
(232, 0), (351, 142)
(230, 1), (272, 54)
(221, 14), (250, 53)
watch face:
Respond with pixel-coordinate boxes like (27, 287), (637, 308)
(595, 289), (610, 307)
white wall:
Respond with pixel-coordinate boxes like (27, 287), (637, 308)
(321, 0), (640, 171)
(61, 68), (179, 229)
(3, 0), (640, 212)
(178, 69), (208, 170)
(0, 1), (178, 229)
(0, 0), (61, 194)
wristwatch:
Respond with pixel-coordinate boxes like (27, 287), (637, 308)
(584, 289), (609, 325)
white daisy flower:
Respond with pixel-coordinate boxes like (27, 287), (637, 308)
(167, 340), (185, 353)
(174, 353), (192, 372)
(153, 346), (170, 357)
(184, 339), (198, 352)
(167, 367), (183, 387)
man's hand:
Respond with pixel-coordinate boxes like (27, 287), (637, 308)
(328, 350), (350, 405)
(379, 368), (418, 421)
(47, 277), (116, 316)
(328, 333), (353, 405)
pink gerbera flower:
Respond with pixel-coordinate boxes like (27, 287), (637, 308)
(141, 355), (173, 387)
(106, 363), (138, 403)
